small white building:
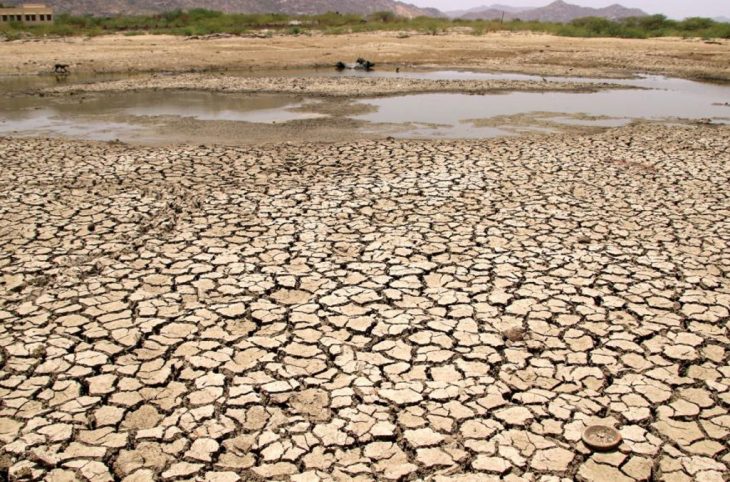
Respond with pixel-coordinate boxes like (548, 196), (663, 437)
(0, 4), (54, 24)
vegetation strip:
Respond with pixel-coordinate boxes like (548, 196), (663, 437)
(1, 9), (729, 40)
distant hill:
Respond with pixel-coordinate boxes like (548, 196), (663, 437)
(3, 0), (442, 17)
(489, 4), (537, 14)
(460, 0), (647, 22)
(714, 16), (730, 23)
(445, 4), (535, 18)
(461, 8), (511, 20)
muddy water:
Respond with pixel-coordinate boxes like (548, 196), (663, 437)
(354, 78), (730, 138)
(0, 71), (728, 144)
(0, 91), (324, 142)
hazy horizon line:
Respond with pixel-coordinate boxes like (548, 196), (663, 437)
(408, 0), (729, 19)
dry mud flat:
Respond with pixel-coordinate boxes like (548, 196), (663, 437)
(0, 123), (729, 481)
(42, 74), (625, 97)
(1, 32), (729, 81)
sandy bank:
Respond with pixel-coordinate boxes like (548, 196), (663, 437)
(1, 32), (728, 81)
(41, 73), (632, 98)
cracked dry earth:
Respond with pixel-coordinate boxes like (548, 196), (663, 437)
(0, 123), (729, 482)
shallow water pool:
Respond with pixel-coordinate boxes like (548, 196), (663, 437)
(0, 70), (728, 144)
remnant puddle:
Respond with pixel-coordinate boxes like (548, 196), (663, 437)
(119, 92), (324, 123)
(354, 81), (730, 138)
(0, 71), (727, 143)
(0, 108), (139, 142)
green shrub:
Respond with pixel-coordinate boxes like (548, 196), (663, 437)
(471, 23), (486, 36)
(680, 17), (715, 30)
(368, 11), (397, 23)
(2, 9), (727, 40)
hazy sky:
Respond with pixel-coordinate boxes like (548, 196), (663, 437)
(409, 0), (729, 19)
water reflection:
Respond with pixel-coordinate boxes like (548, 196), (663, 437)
(0, 71), (728, 143)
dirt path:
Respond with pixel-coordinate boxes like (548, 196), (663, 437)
(1, 32), (728, 81)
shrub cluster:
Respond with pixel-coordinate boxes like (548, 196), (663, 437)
(554, 15), (730, 39)
(2, 10), (729, 40)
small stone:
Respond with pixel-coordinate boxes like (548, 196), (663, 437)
(502, 327), (526, 342)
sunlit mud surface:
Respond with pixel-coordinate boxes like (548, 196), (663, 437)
(0, 123), (728, 481)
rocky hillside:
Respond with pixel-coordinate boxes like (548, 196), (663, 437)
(462, 0), (647, 21)
(446, 4), (534, 18)
(4, 0), (441, 17)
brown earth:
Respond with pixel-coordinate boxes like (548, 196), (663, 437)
(41, 74), (629, 97)
(0, 24), (729, 482)
(1, 123), (728, 481)
(1, 31), (729, 81)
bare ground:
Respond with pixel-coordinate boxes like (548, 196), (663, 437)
(0, 123), (728, 481)
(0, 26), (729, 482)
(1, 32), (729, 81)
(40, 74), (630, 97)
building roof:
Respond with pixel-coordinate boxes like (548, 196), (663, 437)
(0, 4), (52, 10)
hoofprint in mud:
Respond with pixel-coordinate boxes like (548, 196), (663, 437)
(0, 123), (728, 481)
